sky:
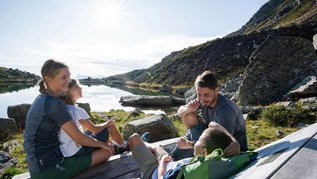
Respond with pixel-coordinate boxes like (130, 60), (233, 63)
(0, 0), (268, 79)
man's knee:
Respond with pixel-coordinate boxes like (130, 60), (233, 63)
(208, 121), (220, 128)
(128, 133), (142, 148)
(183, 113), (199, 127)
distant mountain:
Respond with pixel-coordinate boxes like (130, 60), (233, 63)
(88, 0), (317, 105)
(0, 67), (40, 83)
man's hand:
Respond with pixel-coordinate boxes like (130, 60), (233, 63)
(187, 99), (200, 113)
(177, 137), (193, 149)
(223, 140), (240, 157)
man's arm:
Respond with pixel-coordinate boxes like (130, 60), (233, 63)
(208, 122), (240, 156)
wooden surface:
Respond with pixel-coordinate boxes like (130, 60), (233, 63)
(231, 122), (317, 179)
(13, 123), (317, 179)
(73, 137), (178, 179)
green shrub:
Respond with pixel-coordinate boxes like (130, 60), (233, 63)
(261, 104), (316, 127)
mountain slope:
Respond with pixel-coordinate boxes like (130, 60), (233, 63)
(102, 0), (317, 87)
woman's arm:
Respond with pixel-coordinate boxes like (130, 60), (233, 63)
(61, 120), (114, 154)
(80, 119), (115, 134)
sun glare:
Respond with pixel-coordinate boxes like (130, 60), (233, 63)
(89, 0), (126, 31)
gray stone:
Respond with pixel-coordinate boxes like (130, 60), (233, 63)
(313, 33), (317, 50)
(170, 95), (186, 105)
(7, 103), (31, 130)
(299, 97), (317, 105)
(159, 85), (172, 93)
(286, 76), (317, 100)
(0, 151), (17, 177)
(0, 118), (18, 142)
(175, 87), (191, 96)
(122, 114), (178, 142)
(119, 95), (173, 107)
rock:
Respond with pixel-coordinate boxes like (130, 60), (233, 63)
(7, 103), (31, 130)
(0, 118), (18, 142)
(77, 103), (91, 114)
(0, 151), (18, 177)
(122, 114), (178, 142)
(239, 106), (252, 114)
(175, 87), (191, 96)
(246, 107), (265, 120)
(236, 36), (317, 105)
(313, 33), (317, 50)
(276, 101), (296, 108)
(275, 130), (284, 137)
(184, 88), (196, 104)
(2, 140), (19, 153)
(119, 95), (173, 107)
(286, 76), (317, 100)
(299, 97), (317, 105)
(159, 85), (172, 93)
(170, 96), (186, 105)
(125, 108), (145, 121)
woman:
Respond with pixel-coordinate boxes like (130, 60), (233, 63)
(23, 59), (113, 179)
(58, 79), (128, 157)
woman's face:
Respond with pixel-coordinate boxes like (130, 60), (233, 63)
(46, 68), (71, 96)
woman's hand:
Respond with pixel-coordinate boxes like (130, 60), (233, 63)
(100, 142), (115, 156)
(103, 119), (116, 128)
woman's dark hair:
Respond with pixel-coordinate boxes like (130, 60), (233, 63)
(38, 59), (68, 94)
(194, 71), (218, 89)
(60, 79), (78, 105)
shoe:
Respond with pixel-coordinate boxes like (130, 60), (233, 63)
(114, 143), (130, 155)
(141, 132), (151, 142)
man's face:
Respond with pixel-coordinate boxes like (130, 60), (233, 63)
(196, 86), (218, 107)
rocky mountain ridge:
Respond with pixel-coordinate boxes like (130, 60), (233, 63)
(82, 0), (317, 105)
(0, 67), (40, 83)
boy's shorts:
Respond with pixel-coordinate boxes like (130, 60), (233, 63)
(30, 153), (92, 179)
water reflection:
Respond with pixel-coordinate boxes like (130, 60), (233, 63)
(0, 84), (170, 118)
(0, 83), (36, 94)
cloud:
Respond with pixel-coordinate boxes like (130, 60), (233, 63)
(1, 33), (223, 78)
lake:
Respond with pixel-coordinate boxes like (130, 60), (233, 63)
(0, 84), (164, 118)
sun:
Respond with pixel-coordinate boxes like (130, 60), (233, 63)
(89, 0), (126, 31)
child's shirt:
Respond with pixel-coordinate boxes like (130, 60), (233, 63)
(152, 157), (191, 179)
(58, 105), (90, 157)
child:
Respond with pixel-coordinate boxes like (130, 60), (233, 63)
(129, 122), (234, 179)
(59, 79), (128, 157)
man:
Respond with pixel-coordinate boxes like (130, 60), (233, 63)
(173, 70), (247, 160)
(129, 122), (233, 179)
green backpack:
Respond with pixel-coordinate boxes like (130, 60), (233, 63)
(176, 149), (257, 179)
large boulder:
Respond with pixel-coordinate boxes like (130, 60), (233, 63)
(286, 76), (317, 100)
(120, 95), (173, 107)
(7, 103), (31, 130)
(0, 118), (18, 142)
(236, 35), (317, 105)
(122, 114), (178, 142)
